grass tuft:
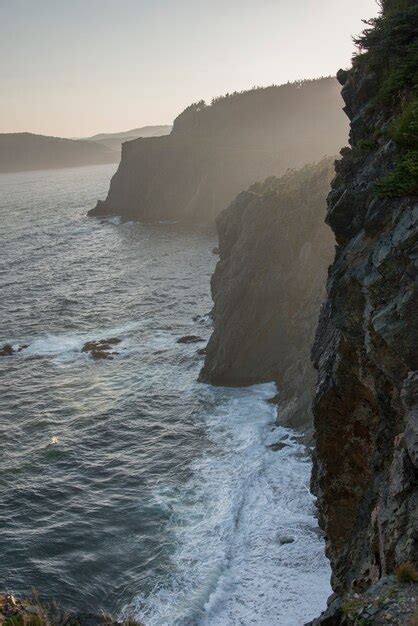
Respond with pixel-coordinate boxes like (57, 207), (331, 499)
(395, 562), (418, 583)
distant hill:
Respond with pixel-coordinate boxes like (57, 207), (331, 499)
(0, 126), (172, 174)
(85, 125), (172, 151)
(0, 133), (118, 173)
(90, 77), (349, 223)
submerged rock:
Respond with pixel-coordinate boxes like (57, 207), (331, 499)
(278, 535), (295, 545)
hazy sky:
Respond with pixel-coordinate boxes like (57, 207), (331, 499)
(0, 0), (379, 137)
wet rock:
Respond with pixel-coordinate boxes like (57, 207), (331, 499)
(212, 246), (220, 255)
(278, 535), (295, 545)
(17, 344), (29, 352)
(0, 344), (14, 356)
(104, 337), (121, 345)
(90, 350), (112, 360)
(197, 347), (207, 355)
(268, 441), (289, 452)
(81, 337), (121, 360)
(266, 394), (280, 405)
(177, 335), (205, 344)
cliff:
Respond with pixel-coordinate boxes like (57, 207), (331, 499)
(85, 125), (172, 152)
(199, 159), (335, 430)
(89, 78), (348, 222)
(310, 0), (418, 621)
(0, 132), (118, 173)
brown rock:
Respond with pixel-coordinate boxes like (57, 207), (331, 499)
(177, 335), (205, 344)
(0, 344), (14, 357)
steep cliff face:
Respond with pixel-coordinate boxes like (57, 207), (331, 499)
(89, 78), (347, 223)
(199, 159), (335, 430)
(311, 0), (418, 612)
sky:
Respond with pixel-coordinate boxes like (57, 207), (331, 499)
(0, 0), (379, 137)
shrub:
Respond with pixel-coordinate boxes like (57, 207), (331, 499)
(352, 0), (418, 197)
(395, 561), (418, 583)
(376, 150), (418, 196)
(389, 99), (418, 147)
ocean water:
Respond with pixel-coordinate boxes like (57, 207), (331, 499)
(0, 164), (331, 625)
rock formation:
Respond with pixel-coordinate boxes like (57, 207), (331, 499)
(310, 0), (418, 621)
(199, 158), (335, 430)
(81, 337), (121, 360)
(89, 78), (348, 223)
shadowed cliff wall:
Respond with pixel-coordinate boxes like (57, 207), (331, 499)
(199, 159), (335, 431)
(310, 1), (418, 615)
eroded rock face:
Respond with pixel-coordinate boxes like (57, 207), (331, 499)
(199, 159), (335, 430)
(89, 78), (347, 223)
(311, 11), (418, 601)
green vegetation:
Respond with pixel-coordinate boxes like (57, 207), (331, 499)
(395, 562), (418, 583)
(353, 0), (418, 196)
(376, 151), (418, 196)
(171, 76), (342, 142)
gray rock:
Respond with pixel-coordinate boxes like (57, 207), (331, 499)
(311, 13), (418, 605)
(199, 158), (335, 431)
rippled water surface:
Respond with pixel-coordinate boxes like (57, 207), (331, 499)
(0, 164), (331, 625)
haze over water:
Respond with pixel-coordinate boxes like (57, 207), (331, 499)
(0, 164), (330, 624)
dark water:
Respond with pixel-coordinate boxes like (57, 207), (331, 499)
(0, 164), (330, 625)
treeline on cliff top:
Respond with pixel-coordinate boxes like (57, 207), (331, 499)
(353, 0), (418, 196)
(171, 77), (343, 144)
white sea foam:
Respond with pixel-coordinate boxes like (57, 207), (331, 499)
(21, 321), (139, 362)
(125, 383), (331, 625)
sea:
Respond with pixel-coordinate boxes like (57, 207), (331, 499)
(0, 163), (331, 625)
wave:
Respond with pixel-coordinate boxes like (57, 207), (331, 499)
(12, 321), (139, 362)
(123, 383), (330, 625)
